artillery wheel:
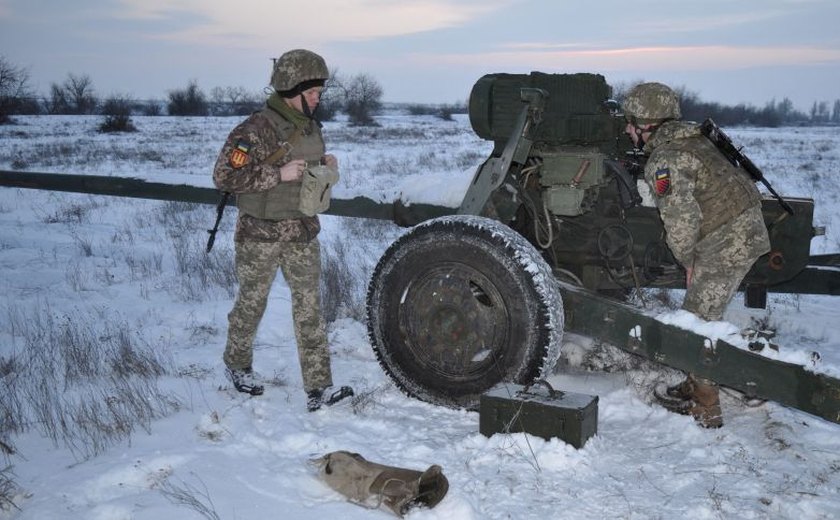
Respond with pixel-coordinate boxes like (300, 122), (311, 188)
(366, 215), (564, 409)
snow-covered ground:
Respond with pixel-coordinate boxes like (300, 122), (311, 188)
(1, 112), (839, 519)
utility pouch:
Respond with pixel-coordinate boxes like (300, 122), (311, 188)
(299, 164), (339, 216)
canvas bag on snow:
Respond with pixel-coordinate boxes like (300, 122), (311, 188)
(298, 163), (339, 216)
(312, 450), (449, 517)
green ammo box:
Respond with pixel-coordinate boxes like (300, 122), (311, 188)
(479, 381), (598, 449)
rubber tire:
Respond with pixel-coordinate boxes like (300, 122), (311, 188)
(366, 215), (564, 409)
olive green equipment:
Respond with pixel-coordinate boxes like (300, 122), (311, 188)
(480, 380), (598, 449)
(312, 450), (449, 517)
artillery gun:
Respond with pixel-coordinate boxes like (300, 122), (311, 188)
(2, 72), (839, 424)
(365, 72), (840, 419)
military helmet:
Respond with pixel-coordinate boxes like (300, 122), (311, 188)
(623, 82), (681, 124)
(271, 49), (329, 93)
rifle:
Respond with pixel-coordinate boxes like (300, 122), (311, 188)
(206, 191), (229, 252)
(700, 118), (794, 215)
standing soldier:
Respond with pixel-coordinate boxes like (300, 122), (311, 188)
(213, 49), (352, 411)
(623, 82), (771, 428)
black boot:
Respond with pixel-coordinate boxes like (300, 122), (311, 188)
(307, 385), (354, 412)
(226, 367), (264, 396)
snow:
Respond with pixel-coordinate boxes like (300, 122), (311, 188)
(1, 112), (840, 519)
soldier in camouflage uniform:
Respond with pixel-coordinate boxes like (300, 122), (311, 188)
(623, 82), (771, 428)
(213, 49), (352, 411)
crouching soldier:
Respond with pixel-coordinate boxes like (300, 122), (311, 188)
(622, 82), (771, 428)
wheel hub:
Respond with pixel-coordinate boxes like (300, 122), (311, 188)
(398, 263), (506, 379)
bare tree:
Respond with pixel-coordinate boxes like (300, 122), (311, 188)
(167, 80), (209, 116)
(344, 73), (383, 126)
(209, 86), (260, 116)
(778, 98), (794, 120)
(66, 74), (97, 114)
(46, 83), (69, 114)
(0, 55), (35, 123)
(48, 73), (98, 114)
(810, 101), (830, 123)
(209, 86), (228, 115)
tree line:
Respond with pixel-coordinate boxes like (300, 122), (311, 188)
(0, 55), (386, 130)
(668, 86), (838, 127)
(2, 55), (839, 130)
(608, 82), (839, 127)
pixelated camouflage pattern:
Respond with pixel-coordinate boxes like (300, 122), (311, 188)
(644, 121), (770, 320)
(236, 213), (320, 242)
(681, 205), (769, 320)
(223, 239), (333, 392)
(213, 109), (287, 193)
(623, 82), (681, 123)
(270, 49), (329, 92)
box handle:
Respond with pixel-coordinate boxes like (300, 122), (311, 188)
(519, 379), (564, 399)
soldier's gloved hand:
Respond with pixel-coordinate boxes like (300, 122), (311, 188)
(280, 159), (305, 182)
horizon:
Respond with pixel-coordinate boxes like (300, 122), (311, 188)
(2, 1), (839, 114)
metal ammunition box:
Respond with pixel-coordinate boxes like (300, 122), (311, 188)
(479, 381), (598, 449)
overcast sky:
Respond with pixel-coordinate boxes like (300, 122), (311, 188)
(2, 0), (839, 112)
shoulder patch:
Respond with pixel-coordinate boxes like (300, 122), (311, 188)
(654, 167), (671, 196)
(228, 140), (251, 169)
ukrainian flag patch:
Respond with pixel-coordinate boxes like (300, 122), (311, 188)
(654, 168), (671, 196)
(229, 140), (251, 169)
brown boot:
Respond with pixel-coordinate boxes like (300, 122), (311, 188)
(665, 375), (697, 399)
(686, 378), (723, 429)
(654, 376), (723, 428)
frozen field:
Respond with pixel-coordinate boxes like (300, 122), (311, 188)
(1, 113), (839, 519)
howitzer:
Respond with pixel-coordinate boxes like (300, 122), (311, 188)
(364, 72), (840, 425)
(700, 117), (795, 215)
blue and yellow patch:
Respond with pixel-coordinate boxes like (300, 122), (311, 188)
(229, 140), (251, 169)
(654, 168), (671, 196)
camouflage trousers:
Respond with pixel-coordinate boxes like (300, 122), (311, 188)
(682, 205), (770, 321)
(224, 238), (332, 392)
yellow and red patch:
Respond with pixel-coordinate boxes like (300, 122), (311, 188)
(228, 140), (251, 169)
(654, 168), (671, 196)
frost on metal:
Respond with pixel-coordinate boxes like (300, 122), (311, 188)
(415, 215), (565, 375)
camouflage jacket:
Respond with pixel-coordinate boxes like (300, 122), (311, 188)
(213, 98), (325, 242)
(643, 121), (766, 266)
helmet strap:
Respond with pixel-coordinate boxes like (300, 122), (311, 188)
(298, 93), (323, 127)
(635, 126), (646, 149)
(636, 120), (667, 148)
